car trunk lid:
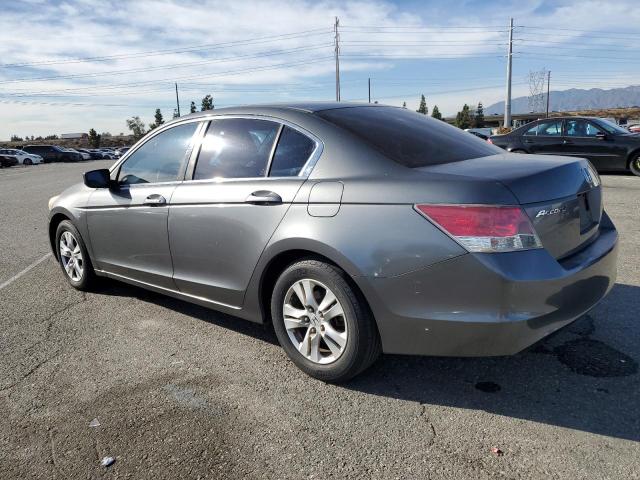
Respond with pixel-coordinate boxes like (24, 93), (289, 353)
(417, 153), (602, 258)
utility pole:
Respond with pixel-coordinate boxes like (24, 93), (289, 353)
(546, 70), (551, 118)
(175, 82), (181, 117)
(504, 17), (514, 129)
(334, 16), (341, 102)
(368, 77), (371, 103)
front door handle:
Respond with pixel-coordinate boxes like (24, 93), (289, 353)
(143, 194), (166, 206)
(245, 190), (282, 205)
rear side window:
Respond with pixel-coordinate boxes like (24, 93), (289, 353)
(536, 120), (563, 136)
(194, 118), (279, 180)
(269, 126), (316, 177)
(316, 106), (501, 167)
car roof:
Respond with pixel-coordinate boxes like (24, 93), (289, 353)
(172, 101), (391, 121)
(536, 116), (603, 121)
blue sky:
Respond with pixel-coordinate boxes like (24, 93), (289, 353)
(1, 0), (639, 139)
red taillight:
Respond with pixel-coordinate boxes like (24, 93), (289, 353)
(415, 204), (542, 253)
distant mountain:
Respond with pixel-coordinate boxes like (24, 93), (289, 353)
(485, 85), (640, 115)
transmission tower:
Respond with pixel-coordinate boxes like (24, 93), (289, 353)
(527, 69), (547, 114)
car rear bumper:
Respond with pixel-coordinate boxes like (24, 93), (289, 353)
(361, 216), (618, 357)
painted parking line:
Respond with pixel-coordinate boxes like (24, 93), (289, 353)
(0, 253), (52, 291)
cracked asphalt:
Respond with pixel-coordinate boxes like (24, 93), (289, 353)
(1, 161), (639, 479)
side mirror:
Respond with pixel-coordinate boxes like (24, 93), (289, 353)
(596, 132), (607, 140)
(83, 168), (111, 188)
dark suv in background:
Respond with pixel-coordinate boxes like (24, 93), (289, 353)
(22, 145), (82, 163)
(489, 116), (640, 176)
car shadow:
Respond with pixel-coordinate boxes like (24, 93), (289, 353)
(97, 280), (279, 346)
(345, 283), (639, 442)
(97, 280), (639, 441)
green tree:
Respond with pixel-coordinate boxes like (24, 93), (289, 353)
(88, 128), (101, 148)
(126, 116), (146, 140)
(473, 102), (485, 128)
(173, 108), (180, 119)
(416, 94), (428, 115)
(148, 108), (165, 130)
(10, 135), (23, 141)
(402, 101), (407, 108)
(201, 94), (214, 111)
(455, 104), (472, 129)
(190, 101), (196, 113)
(431, 105), (443, 120)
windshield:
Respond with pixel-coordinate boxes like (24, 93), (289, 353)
(595, 118), (629, 135)
(316, 106), (502, 168)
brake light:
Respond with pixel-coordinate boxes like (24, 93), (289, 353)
(415, 204), (542, 253)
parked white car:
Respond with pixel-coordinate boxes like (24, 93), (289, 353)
(0, 148), (43, 165)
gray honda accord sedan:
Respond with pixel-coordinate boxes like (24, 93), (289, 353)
(48, 103), (618, 382)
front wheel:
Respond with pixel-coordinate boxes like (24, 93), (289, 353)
(629, 154), (640, 177)
(271, 260), (381, 383)
(55, 220), (96, 290)
(23, 158), (32, 165)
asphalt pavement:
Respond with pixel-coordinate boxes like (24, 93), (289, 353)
(0, 161), (638, 479)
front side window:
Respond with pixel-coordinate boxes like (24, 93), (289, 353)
(193, 118), (279, 180)
(566, 119), (603, 137)
(269, 126), (316, 177)
(536, 120), (563, 136)
(524, 124), (539, 136)
(118, 122), (198, 185)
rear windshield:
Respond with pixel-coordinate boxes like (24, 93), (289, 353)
(316, 106), (501, 167)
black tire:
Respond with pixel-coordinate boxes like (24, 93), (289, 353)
(629, 153), (640, 177)
(271, 259), (381, 383)
(23, 158), (32, 165)
(55, 220), (96, 290)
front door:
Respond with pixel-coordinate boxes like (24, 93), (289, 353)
(522, 119), (565, 155)
(169, 118), (320, 308)
(86, 121), (201, 288)
(562, 118), (625, 171)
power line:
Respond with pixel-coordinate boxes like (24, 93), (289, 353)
(341, 24), (510, 30)
(520, 26), (640, 36)
(0, 44), (334, 84)
(0, 57), (335, 96)
(0, 28), (333, 69)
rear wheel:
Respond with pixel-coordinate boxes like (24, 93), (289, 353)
(271, 260), (381, 383)
(55, 220), (96, 290)
(629, 153), (640, 177)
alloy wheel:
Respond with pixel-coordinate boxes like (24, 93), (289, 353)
(283, 279), (347, 364)
(59, 231), (84, 282)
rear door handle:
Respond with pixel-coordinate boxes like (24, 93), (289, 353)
(143, 194), (166, 206)
(245, 190), (282, 205)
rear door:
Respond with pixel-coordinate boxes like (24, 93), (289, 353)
(522, 119), (565, 155)
(168, 117), (320, 308)
(562, 118), (626, 171)
(86, 121), (201, 288)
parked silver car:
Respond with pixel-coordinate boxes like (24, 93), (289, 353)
(48, 103), (618, 382)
